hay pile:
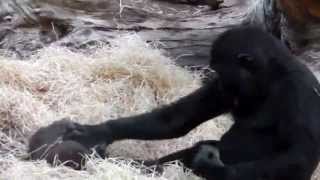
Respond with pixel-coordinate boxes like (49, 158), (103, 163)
(0, 34), (231, 180)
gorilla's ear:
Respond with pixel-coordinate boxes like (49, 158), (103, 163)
(237, 53), (256, 72)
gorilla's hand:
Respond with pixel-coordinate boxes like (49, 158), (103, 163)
(192, 144), (224, 168)
(191, 145), (226, 178)
(63, 122), (113, 148)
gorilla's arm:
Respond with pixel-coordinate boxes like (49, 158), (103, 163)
(144, 140), (220, 167)
(65, 79), (233, 144)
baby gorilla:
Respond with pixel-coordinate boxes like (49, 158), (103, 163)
(28, 119), (106, 170)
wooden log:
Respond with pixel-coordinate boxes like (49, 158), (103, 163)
(278, 0), (320, 25)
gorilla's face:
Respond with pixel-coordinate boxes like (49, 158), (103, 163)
(209, 28), (275, 110)
(210, 51), (269, 99)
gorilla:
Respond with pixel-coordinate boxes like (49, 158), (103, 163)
(64, 26), (320, 179)
(28, 119), (106, 170)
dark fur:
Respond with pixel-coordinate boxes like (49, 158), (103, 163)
(64, 26), (320, 179)
(28, 119), (106, 170)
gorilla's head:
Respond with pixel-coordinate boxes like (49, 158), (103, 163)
(209, 26), (293, 115)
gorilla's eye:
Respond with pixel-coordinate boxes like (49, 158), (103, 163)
(237, 53), (257, 72)
(207, 152), (214, 159)
(237, 53), (254, 63)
